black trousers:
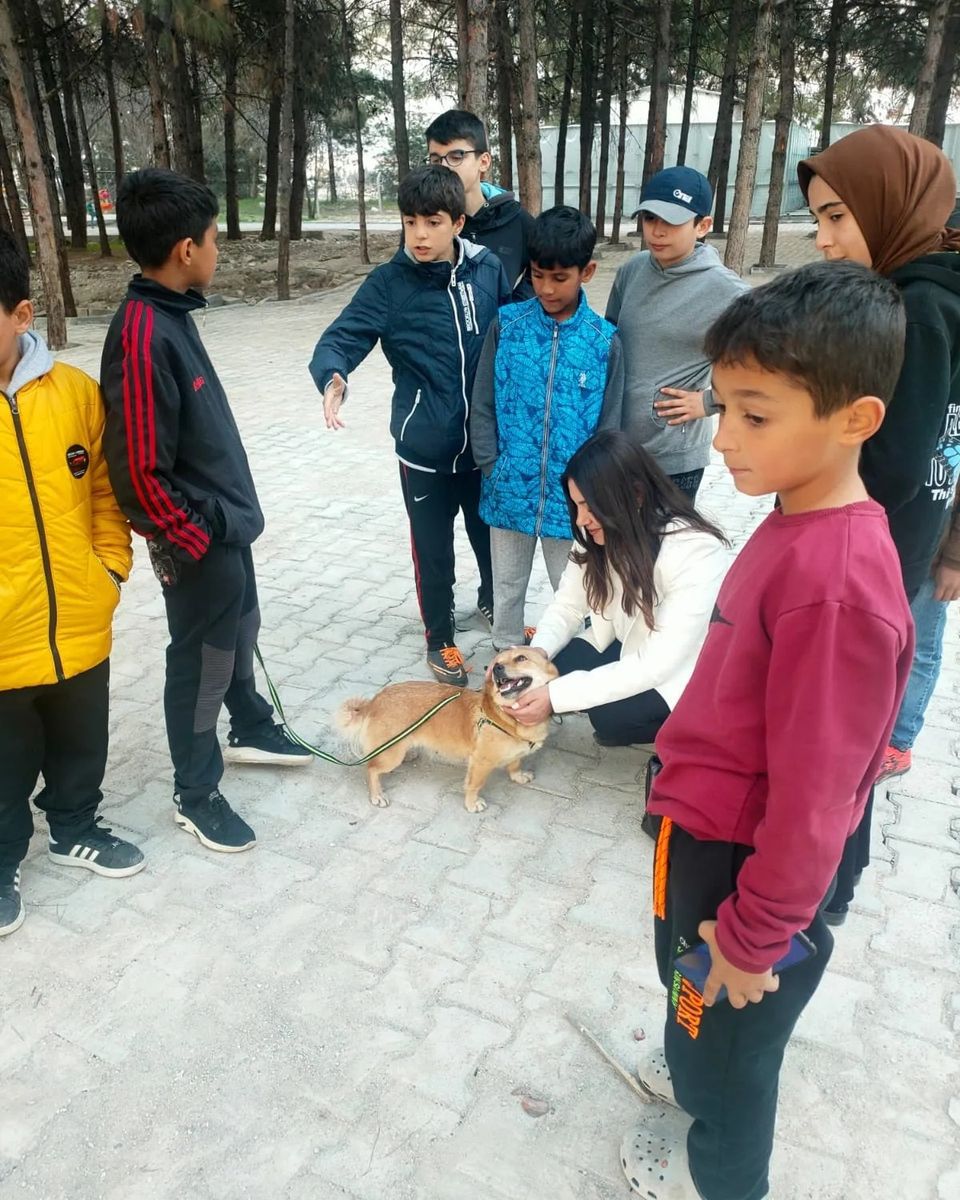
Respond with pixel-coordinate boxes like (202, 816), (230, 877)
(653, 822), (833, 1200)
(0, 659), (110, 867)
(828, 787), (875, 910)
(669, 468), (705, 500)
(162, 543), (274, 803)
(398, 463), (493, 650)
(553, 637), (670, 744)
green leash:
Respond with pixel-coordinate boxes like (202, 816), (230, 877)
(253, 645), (463, 767)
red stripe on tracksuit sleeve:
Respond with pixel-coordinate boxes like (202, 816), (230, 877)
(120, 300), (209, 560)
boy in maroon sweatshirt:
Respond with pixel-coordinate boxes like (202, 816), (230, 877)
(621, 262), (914, 1200)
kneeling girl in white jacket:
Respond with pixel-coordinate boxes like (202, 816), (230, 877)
(508, 430), (729, 746)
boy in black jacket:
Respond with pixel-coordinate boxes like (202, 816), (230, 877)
(309, 166), (512, 685)
(100, 168), (310, 857)
(425, 110), (535, 301)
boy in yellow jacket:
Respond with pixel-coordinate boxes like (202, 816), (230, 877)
(0, 231), (144, 938)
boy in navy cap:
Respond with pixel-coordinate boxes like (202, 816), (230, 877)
(606, 166), (747, 498)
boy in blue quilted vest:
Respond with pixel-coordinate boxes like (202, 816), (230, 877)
(470, 206), (624, 649)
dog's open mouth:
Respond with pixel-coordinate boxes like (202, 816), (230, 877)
(496, 674), (532, 698)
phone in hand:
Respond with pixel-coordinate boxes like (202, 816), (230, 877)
(674, 930), (817, 1004)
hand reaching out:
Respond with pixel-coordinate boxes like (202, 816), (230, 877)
(324, 372), (347, 430)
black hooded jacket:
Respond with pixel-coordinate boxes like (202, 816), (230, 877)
(461, 184), (536, 301)
(864, 251), (960, 596)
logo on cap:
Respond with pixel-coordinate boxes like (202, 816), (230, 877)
(673, 189), (693, 203)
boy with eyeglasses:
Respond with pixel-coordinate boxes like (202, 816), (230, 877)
(426, 109), (535, 300)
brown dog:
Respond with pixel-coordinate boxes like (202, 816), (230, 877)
(335, 648), (559, 812)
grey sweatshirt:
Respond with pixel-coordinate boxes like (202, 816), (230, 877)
(605, 242), (748, 474)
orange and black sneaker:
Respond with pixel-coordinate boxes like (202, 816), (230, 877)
(427, 643), (469, 687)
(875, 745), (911, 784)
(523, 626), (536, 645)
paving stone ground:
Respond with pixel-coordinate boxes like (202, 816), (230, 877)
(1, 225), (958, 1200)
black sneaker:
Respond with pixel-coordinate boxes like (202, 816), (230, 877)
(174, 789), (256, 853)
(0, 866), (24, 937)
(48, 823), (145, 878)
(223, 722), (313, 767)
(427, 643), (469, 687)
(477, 598), (495, 629)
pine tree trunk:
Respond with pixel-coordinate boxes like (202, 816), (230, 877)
(724, 0), (774, 275)
(554, 0), (579, 205)
(758, 0), (794, 267)
(455, 0), (469, 105)
(223, 32), (241, 239)
(99, 0), (123, 191)
(820, 0), (845, 149)
(594, 5), (615, 239)
(76, 86), (111, 257)
(326, 127), (337, 202)
(465, 0), (490, 120)
(142, 12), (170, 168)
(516, 0), (542, 213)
(707, 0), (743, 235)
(260, 91), (281, 240)
(49, 0), (88, 249)
(291, 72), (307, 238)
(389, 0), (410, 179)
(926, 7), (960, 147)
(277, 0), (295, 300)
(578, 0), (595, 215)
(0, 115), (28, 255)
(0, 0), (67, 347)
(677, 0), (702, 165)
(642, 0), (672, 189)
(909, 0), (951, 135)
(166, 27), (204, 182)
(188, 38), (205, 180)
(610, 24), (628, 244)
(493, 0), (513, 189)
(340, 0), (368, 263)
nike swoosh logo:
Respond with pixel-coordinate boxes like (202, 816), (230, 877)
(414, 494), (429, 502)
(710, 602), (733, 626)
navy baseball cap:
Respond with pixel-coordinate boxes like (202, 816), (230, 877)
(632, 166), (713, 224)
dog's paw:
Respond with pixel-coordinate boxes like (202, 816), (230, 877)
(510, 770), (534, 785)
(370, 792), (391, 808)
(465, 795), (488, 813)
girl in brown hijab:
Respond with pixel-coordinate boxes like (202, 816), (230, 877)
(799, 126), (960, 920)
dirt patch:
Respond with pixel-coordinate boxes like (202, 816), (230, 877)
(57, 231), (399, 315)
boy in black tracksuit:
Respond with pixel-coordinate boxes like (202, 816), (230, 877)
(425, 109), (535, 301)
(309, 166), (512, 686)
(100, 168), (310, 857)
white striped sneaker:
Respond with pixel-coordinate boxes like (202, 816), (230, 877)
(48, 824), (145, 878)
(0, 866), (25, 936)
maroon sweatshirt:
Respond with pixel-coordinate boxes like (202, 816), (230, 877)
(648, 500), (914, 973)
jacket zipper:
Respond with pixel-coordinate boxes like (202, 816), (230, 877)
(534, 325), (561, 536)
(399, 388), (422, 440)
(3, 390), (65, 681)
(448, 266), (470, 471)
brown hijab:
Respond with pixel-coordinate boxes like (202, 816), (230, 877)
(798, 125), (960, 276)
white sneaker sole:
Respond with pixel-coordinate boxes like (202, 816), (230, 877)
(0, 904), (25, 936)
(222, 745), (313, 766)
(173, 811), (256, 853)
(47, 850), (146, 878)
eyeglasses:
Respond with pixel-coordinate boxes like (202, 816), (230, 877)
(425, 149), (482, 167)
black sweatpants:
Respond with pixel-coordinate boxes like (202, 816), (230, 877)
(652, 821), (833, 1200)
(553, 637), (670, 744)
(161, 543), (274, 803)
(669, 469), (705, 500)
(0, 659), (110, 867)
(398, 463), (493, 650)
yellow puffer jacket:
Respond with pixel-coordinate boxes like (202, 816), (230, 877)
(1, 333), (132, 690)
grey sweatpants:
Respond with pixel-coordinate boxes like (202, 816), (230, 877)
(490, 528), (571, 649)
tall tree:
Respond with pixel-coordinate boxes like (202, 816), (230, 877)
(594, 3), (615, 239)
(642, 0), (672, 188)
(909, 0), (952, 135)
(926, 5), (960, 146)
(277, 0), (294, 300)
(516, 0), (542, 213)
(578, 0), (596, 215)
(0, 0), (67, 347)
(140, 6), (171, 168)
(222, 10), (241, 239)
(493, 0), (513, 189)
(0, 118), (28, 256)
(389, 0), (410, 179)
(464, 0), (490, 119)
(707, 0), (744, 235)
(260, 93), (281, 240)
(759, 0), (795, 267)
(610, 15), (628, 244)
(325, 124), (338, 202)
(677, 0), (702, 166)
(554, 0), (579, 205)
(820, 0), (845, 149)
(725, 0), (775, 275)
(290, 71), (307, 238)
(98, 0), (124, 190)
(49, 0), (87, 245)
(75, 85), (111, 258)
(340, 0), (368, 263)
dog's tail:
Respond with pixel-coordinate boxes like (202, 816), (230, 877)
(334, 696), (370, 744)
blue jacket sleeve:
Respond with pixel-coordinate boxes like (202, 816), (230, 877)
(308, 269), (390, 396)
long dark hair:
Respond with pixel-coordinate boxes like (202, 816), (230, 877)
(562, 430), (727, 629)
